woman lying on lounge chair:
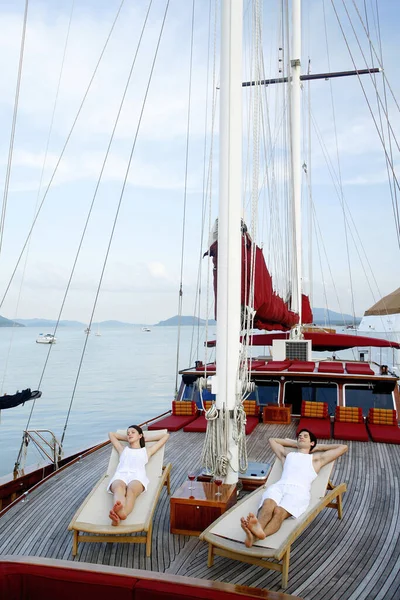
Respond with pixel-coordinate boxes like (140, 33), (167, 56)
(108, 426), (169, 526)
(241, 429), (347, 547)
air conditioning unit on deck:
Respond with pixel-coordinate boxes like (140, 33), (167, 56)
(272, 339), (311, 362)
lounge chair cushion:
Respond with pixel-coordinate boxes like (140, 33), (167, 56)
(296, 417), (331, 439)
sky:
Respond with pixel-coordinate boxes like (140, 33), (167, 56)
(0, 0), (399, 325)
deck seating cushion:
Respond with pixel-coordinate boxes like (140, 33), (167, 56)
(135, 579), (245, 600)
(263, 360), (292, 371)
(345, 362), (374, 375)
(333, 406), (368, 441)
(318, 361), (344, 374)
(367, 408), (400, 444)
(296, 417), (331, 439)
(245, 417), (259, 435)
(333, 421), (369, 442)
(288, 361), (315, 372)
(172, 400), (197, 416)
(366, 423), (400, 444)
(183, 414), (207, 432)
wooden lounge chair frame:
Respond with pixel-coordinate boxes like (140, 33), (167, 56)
(68, 431), (172, 557)
(200, 457), (346, 589)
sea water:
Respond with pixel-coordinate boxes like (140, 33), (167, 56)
(0, 325), (211, 478)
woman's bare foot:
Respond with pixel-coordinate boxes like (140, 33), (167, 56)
(109, 508), (120, 526)
(240, 517), (254, 548)
(247, 512), (266, 540)
(113, 500), (127, 520)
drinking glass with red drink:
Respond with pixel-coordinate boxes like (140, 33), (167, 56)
(188, 472), (196, 490)
(214, 477), (223, 497)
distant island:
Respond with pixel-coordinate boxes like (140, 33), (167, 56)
(155, 315), (217, 327)
(0, 308), (360, 329)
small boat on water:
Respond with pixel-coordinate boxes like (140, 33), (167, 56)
(141, 327), (151, 332)
(36, 333), (56, 344)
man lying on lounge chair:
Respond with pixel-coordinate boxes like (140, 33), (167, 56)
(240, 429), (348, 547)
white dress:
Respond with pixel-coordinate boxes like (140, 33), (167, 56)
(259, 452), (318, 518)
(107, 446), (149, 492)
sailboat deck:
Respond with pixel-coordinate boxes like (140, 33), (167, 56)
(0, 421), (399, 599)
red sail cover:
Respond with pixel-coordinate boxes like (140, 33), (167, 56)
(248, 332), (400, 351)
(208, 234), (313, 331)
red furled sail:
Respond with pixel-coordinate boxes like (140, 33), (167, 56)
(207, 231), (313, 331)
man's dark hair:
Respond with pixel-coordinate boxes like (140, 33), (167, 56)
(128, 424), (145, 448)
(297, 428), (317, 453)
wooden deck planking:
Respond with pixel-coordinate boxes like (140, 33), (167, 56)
(0, 422), (399, 599)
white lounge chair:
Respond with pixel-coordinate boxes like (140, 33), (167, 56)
(200, 454), (346, 588)
(68, 429), (171, 557)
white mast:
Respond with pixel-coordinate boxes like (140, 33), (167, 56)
(214, 0), (243, 484)
(290, 0), (302, 324)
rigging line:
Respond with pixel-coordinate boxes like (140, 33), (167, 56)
(322, 0), (357, 326)
(23, 0), (154, 433)
(0, 0), (29, 259)
(59, 0), (171, 451)
(0, 0), (127, 312)
(309, 109), (383, 309)
(330, 1), (400, 248)
(1, 0), (76, 397)
(174, 0), (196, 395)
(340, 0), (400, 154)
(190, 0), (212, 364)
(366, 0), (400, 249)
(331, 0), (400, 160)
(349, 0), (400, 114)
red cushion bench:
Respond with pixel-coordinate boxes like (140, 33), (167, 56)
(296, 400), (331, 439)
(345, 362), (374, 376)
(148, 401), (198, 432)
(287, 360), (315, 372)
(367, 408), (400, 444)
(333, 406), (369, 442)
(318, 361), (344, 374)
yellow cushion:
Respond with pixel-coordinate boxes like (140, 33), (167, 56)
(336, 406), (362, 423)
(242, 400), (259, 416)
(369, 408), (396, 426)
(172, 401), (197, 416)
(302, 400), (328, 418)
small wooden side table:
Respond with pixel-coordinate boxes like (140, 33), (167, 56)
(263, 404), (292, 424)
(170, 481), (237, 536)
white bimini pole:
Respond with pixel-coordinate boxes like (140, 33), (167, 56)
(214, 0), (243, 484)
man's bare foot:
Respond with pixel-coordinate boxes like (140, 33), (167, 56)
(247, 512), (266, 540)
(109, 508), (120, 526)
(113, 501), (127, 520)
(240, 517), (254, 548)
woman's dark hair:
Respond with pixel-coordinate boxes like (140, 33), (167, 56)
(297, 428), (317, 453)
(127, 425), (145, 448)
